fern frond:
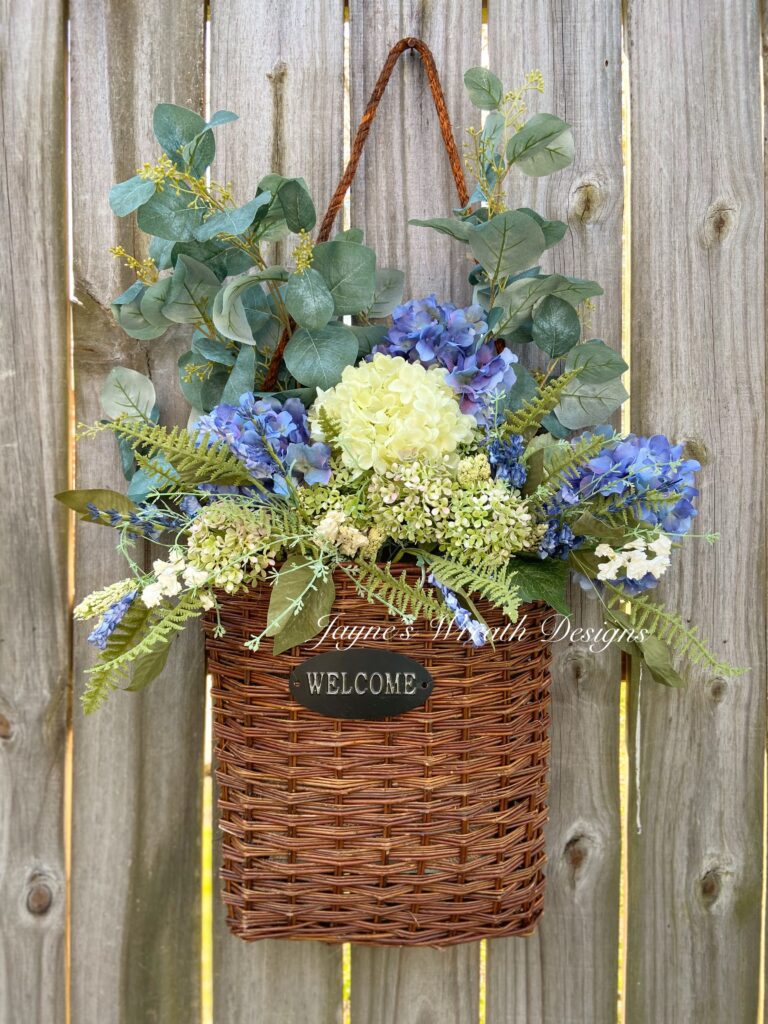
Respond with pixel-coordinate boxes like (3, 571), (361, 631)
(579, 488), (681, 522)
(500, 367), (583, 439)
(315, 407), (341, 446)
(342, 562), (447, 624)
(528, 432), (611, 509)
(602, 584), (743, 677)
(105, 418), (255, 487)
(82, 592), (201, 712)
(420, 552), (521, 621)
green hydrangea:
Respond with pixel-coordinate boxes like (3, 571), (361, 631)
(186, 500), (280, 593)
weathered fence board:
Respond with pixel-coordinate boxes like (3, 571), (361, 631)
(626, 1), (765, 1022)
(485, 4), (624, 1022)
(208, 4), (345, 1022)
(347, 4), (481, 1022)
(0, 2), (69, 1021)
(69, 2), (206, 1022)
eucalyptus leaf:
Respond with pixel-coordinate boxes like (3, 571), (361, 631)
(101, 367), (157, 421)
(111, 282), (168, 340)
(334, 228), (364, 243)
(149, 236), (175, 270)
(463, 67), (504, 110)
(348, 323), (387, 356)
(109, 175), (156, 216)
(126, 455), (178, 503)
(220, 343), (256, 405)
(506, 113), (575, 177)
(284, 268), (335, 329)
(554, 376), (629, 429)
(467, 211), (546, 282)
(495, 274), (564, 333)
(482, 111), (505, 150)
(191, 334), (237, 366)
(409, 217), (471, 242)
(532, 295), (581, 357)
(161, 255), (220, 324)
(205, 109), (239, 130)
(283, 323), (358, 389)
(565, 339), (628, 384)
(639, 635), (686, 688)
(556, 276), (604, 305)
(312, 240), (376, 315)
(266, 555), (336, 654)
(193, 193), (272, 242)
(153, 103), (207, 159)
(138, 277), (173, 330)
(369, 268), (405, 318)
(212, 272), (281, 344)
(278, 178), (317, 232)
(137, 187), (204, 241)
(498, 364), (538, 415)
(178, 350), (211, 409)
(172, 238), (254, 279)
(540, 411), (571, 438)
(516, 207), (568, 248)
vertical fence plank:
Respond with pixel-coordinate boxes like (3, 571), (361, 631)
(347, 4), (481, 1023)
(486, 4), (624, 1023)
(208, 4), (345, 1022)
(69, 3), (206, 1021)
(626, 2), (765, 1022)
(0, 2), (68, 1021)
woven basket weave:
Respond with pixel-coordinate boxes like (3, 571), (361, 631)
(205, 567), (552, 947)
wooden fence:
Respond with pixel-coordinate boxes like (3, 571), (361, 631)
(1, 1), (765, 1022)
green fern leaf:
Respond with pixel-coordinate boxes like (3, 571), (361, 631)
(419, 552), (521, 621)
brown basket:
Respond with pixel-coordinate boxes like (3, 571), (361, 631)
(205, 566), (552, 947)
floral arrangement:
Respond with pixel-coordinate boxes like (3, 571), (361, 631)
(60, 67), (738, 712)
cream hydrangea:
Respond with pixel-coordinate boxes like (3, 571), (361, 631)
(310, 353), (476, 474)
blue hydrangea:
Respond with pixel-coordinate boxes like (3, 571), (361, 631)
(373, 295), (517, 426)
(196, 393), (331, 496)
(487, 434), (527, 489)
(538, 519), (577, 560)
(87, 591), (137, 650)
(562, 426), (700, 536)
(429, 574), (488, 647)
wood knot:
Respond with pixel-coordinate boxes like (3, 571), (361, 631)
(26, 875), (54, 916)
(708, 677), (728, 703)
(698, 867), (722, 908)
(702, 200), (737, 247)
(571, 179), (602, 223)
(0, 713), (12, 739)
(563, 832), (593, 884)
(563, 645), (595, 687)
(681, 436), (710, 466)
(267, 59), (288, 84)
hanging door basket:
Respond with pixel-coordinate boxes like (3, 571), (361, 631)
(205, 40), (553, 948)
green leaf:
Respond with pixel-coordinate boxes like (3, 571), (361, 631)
(554, 376), (629, 430)
(55, 488), (136, 518)
(153, 103), (207, 157)
(220, 343), (256, 404)
(266, 556), (336, 654)
(149, 236), (175, 270)
(171, 237), (253, 279)
(565, 339), (627, 384)
(109, 175), (156, 216)
(193, 193), (272, 242)
(126, 455), (178, 503)
(639, 635), (686, 687)
(570, 511), (630, 544)
(540, 411), (571, 439)
(111, 282), (168, 340)
(408, 217), (471, 242)
(125, 641), (173, 692)
(506, 113), (575, 177)
(511, 558), (571, 617)
(555, 276), (604, 305)
(312, 240), (376, 315)
(495, 274), (561, 333)
(283, 324), (358, 389)
(191, 334), (236, 366)
(369, 268), (405, 318)
(205, 109), (238, 130)
(284, 268), (335, 329)
(498, 364), (538, 415)
(348, 323), (387, 356)
(532, 295), (581, 356)
(278, 178), (317, 232)
(482, 111), (505, 149)
(161, 254), (220, 324)
(516, 208), (568, 248)
(467, 211), (546, 282)
(463, 67), (504, 110)
(137, 187), (204, 241)
(100, 367), (156, 421)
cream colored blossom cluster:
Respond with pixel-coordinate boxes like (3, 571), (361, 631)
(595, 534), (673, 583)
(74, 578), (137, 621)
(312, 508), (370, 557)
(367, 455), (538, 566)
(183, 501), (279, 595)
(310, 353), (476, 474)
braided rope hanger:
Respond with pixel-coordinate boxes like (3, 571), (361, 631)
(262, 37), (469, 391)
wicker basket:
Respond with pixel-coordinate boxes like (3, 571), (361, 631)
(205, 566), (552, 947)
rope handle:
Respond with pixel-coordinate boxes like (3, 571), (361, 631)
(263, 37), (468, 390)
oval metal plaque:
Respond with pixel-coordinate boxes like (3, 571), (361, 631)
(289, 647), (433, 720)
